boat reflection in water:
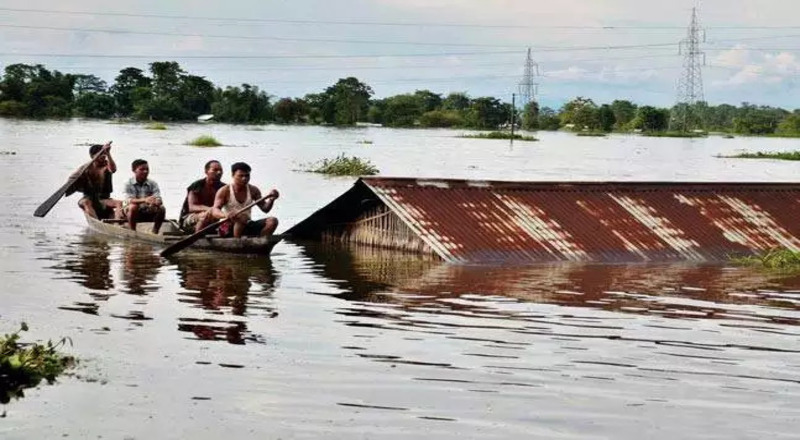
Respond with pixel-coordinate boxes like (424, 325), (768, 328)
(171, 252), (280, 344)
(300, 241), (800, 327)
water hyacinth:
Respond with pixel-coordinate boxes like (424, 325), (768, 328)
(1, 323), (76, 404)
(303, 154), (378, 176)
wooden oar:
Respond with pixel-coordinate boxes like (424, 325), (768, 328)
(160, 194), (271, 257)
(33, 142), (111, 218)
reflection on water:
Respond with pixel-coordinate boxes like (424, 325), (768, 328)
(49, 232), (280, 344)
(171, 253), (279, 344)
(302, 241), (800, 327)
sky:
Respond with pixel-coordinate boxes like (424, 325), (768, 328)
(1, 0), (799, 109)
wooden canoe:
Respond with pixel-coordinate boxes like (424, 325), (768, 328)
(84, 214), (283, 255)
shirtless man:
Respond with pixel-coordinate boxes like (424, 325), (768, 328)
(123, 159), (166, 233)
(211, 162), (279, 238)
(179, 160), (225, 233)
(67, 143), (122, 220)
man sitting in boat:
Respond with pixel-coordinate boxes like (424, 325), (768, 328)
(66, 143), (123, 220)
(211, 162), (279, 238)
(123, 159), (166, 234)
(179, 160), (225, 233)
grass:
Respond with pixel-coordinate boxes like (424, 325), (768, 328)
(719, 151), (800, 161)
(576, 132), (608, 137)
(144, 122), (167, 130)
(730, 248), (800, 272)
(1, 323), (75, 404)
(641, 131), (707, 138)
(357, 139), (374, 144)
(187, 135), (223, 147)
(302, 154), (379, 176)
(460, 131), (538, 142)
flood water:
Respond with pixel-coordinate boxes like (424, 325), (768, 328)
(2, 119), (800, 439)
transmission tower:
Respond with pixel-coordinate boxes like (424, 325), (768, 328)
(671, 7), (706, 131)
(518, 48), (539, 108)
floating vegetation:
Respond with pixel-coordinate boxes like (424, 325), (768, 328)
(144, 122), (167, 130)
(1, 323), (75, 404)
(302, 154), (379, 176)
(460, 131), (538, 141)
(187, 135), (222, 147)
(246, 127), (266, 131)
(357, 140), (374, 144)
(576, 132), (608, 137)
(719, 151), (800, 161)
(0, 151), (16, 155)
(722, 134), (735, 139)
(641, 131), (707, 138)
(731, 248), (800, 272)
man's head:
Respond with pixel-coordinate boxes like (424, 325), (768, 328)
(131, 159), (149, 182)
(89, 144), (108, 166)
(205, 160), (223, 182)
(231, 162), (251, 186)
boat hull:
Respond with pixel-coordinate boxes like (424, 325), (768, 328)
(84, 215), (282, 255)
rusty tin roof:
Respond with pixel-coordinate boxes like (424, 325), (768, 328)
(286, 177), (800, 264)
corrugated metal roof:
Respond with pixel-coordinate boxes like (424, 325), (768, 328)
(287, 177), (800, 264)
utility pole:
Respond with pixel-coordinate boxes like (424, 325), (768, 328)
(510, 93), (516, 146)
(671, 7), (706, 132)
(518, 48), (539, 109)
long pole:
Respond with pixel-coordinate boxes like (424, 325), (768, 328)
(510, 93), (516, 146)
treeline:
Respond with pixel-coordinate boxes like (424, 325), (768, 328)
(525, 98), (800, 136)
(1, 61), (799, 135)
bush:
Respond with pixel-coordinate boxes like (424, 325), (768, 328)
(1, 323), (75, 404)
(731, 248), (800, 271)
(460, 131), (538, 141)
(303, 154), (378, 176)
(145, 122), (167, 130)
(721, 151), (800, 161)
(187, 135), (222, 147)
(419, 110), (464, 128)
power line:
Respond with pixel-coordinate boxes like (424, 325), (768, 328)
(3, 7), (800, 30)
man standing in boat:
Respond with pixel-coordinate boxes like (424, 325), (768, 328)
(123, 159), (166, 234)
(67, 143), (123, 220)
(179, 160), (225, 233)
(211, 162), (279, 238)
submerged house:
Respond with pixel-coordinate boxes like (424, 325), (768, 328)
(285, 177), (800, 264)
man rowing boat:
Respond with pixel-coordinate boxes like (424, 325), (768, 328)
(179, 160), (225, 233)
(211, 162), (279, 238)
(66, 143), (123, 220)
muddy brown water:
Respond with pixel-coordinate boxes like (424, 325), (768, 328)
(2, 119), (800, 439)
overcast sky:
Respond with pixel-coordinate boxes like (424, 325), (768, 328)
(1, 0), (798, 108)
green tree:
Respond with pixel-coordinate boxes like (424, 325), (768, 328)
(111, 67), (151, 117)
(419, 110), (464, 128)
(521, 101), (540, 130)
(538, 107), (561, 130)
(413, 90), (442, 113)
(323, 77), (373, 125)
(465, 97), (507, 129)
(632, 106), (669, 132)
(211, 84), (272, 123)
(382, 94), (423, 127)
(776, 113), (800, 135)
(598, 104), (615, 132)
(560, 97), (598, 130)
(442, 92), (470, 111)
(610, 100), (637, 130)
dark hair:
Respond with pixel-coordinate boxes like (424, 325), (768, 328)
(204, 160), (221, 171)
(89, 144), (104, 157)
(131, 159), (148, 171)
(231, 162), (251, 174)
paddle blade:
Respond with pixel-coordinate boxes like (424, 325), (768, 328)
(33, 178), (77, 217)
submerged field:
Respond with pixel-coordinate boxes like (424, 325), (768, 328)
(3, 120), (800, 439)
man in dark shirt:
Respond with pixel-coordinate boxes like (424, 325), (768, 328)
(179, 160), (225, 233)
(66, 143), (122, 220)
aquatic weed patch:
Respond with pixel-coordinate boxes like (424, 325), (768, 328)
(719, 151), (800, 161)
(187, 135), (223, 147)
(460, 131), (538, 141)
(302, 154), (378, 176)
(1, 323), (76, 404)
(145, 122), (167, 130)
(730, 248), (800, 272)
